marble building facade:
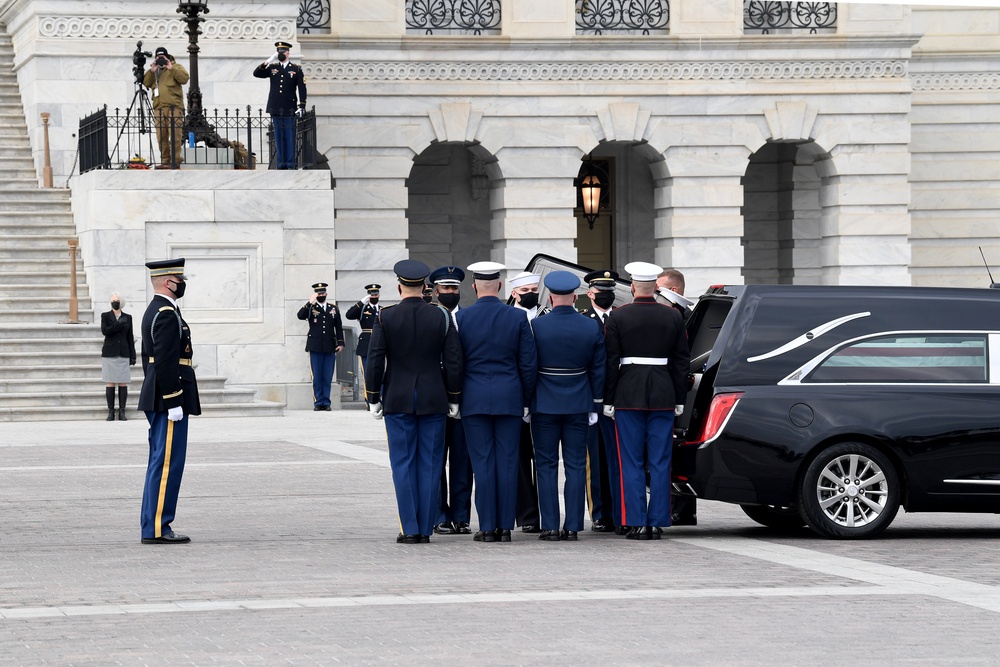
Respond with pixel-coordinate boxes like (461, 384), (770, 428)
(1, 0), (998, 406)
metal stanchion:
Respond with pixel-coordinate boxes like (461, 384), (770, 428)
(63, 238), (84, 324)
(41, 112), (53, 188)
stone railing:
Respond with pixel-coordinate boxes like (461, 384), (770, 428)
(575, 0), (669, 35)
(743, 1), (837, 34)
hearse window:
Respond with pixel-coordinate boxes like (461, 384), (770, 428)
(807, 334), (988, 383)
(687, 300), (732, 360)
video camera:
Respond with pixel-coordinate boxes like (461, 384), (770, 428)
(132, 40), (153, 85)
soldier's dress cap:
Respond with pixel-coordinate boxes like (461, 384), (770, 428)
(509, 271), (541, 289)
(312, 282), (328, 293)
(624, 261), (663, 282)
(584, 269), (619, 290)
(394, 259), (430, 287)
(429, 266), (466, 286)
(544, 270), (580, 296)
(364, 283), (381, 293)
(146, 258), (186, 279)
(468, 261), (505, 281)
(658, 288), (696, 309)
(274, 41), (293, 50)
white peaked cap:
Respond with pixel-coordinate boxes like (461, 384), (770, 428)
(658, 288), (695, 309)
(624, 261), (663, 282)
(468, 261), (506, 280)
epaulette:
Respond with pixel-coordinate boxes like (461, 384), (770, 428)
(158, 306), (174, 312)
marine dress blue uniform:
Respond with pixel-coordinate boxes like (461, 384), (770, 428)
(252, 40), (307, 169)
(530, 271), (605, 538)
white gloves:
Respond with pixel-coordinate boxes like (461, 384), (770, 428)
(295, 107), (305, 119)
(167, 406), (184, 422)
(265, 53), (279, 65)
(369, 402), (383, 420)
(588, 412), (598, 426)
(522, 407), (531, 424)
(448, 403), (461, 420)
(675, 404), (684, 416)
(602, 404), (615, 420)
(362, 295), (370, 304)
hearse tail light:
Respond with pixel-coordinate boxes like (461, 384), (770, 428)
(691, 392), (743, 445)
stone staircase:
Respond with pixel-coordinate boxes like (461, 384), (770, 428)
(0, 26), (283, 422)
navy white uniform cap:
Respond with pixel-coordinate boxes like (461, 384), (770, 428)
(624, 261), (663, 282)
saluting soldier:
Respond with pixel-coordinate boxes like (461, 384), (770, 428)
(296, 282), (344, 411)
(603, 262), (690, 540)
(345, 283), (381, 402)
(253, 40), (307, 170)
(509, 270), (542, 533)
(579, 269), (621, 533)
(365, 260), (464, 544)
(530, 271), (605, 541)
(138, 258), (200, 544)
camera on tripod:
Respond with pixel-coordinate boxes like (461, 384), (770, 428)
(132, 40), (153, 85)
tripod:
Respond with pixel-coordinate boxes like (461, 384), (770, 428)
(111, 77), (161, 168)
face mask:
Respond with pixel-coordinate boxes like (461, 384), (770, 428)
(369, 297), (379, 305)
(169, 280), (186, 299)
(518, 292), (539, 310)
(422, 295), (433, 303)
(110, 301), (121, 310)
(438, 293), (460, 310)
(594, 292), (615, 309)
(277, 51), (287, 62)
(316, 294), (326, 303)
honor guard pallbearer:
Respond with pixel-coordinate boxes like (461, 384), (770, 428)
(603, 262), (690, 540)
(297, 282), (345, 411)
(345, 284), (381, 402)
(509, 270), (543, 533)
(138, 258), (200, 544)
(253, 40), (307, 170)
(364, 260), (464, 544)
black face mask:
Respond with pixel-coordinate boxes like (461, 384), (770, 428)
(518, 292), (539, 310)
(438, 293), (460, 310)
(422, 295), (433, 303)
(594, 291), (616, 309)
(316, 294), (326, 303)
(110, 301), (121, 310)
(369, 297), (379, 305)
(169, 280), (186, 299)
(277, 51), (288, 62)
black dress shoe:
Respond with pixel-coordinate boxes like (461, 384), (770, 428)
(433, 521), (455, 535)
(614, 525), (629, 536)
(538, 529), (562, 541)
(396, 533), (405, 543)
(591, 518), (613, 532)
(520, 524), (540, 533)
(314, 406), (323, 411)
(141, 531), (190, 544)
(453, 522), (471, 534)
(419, 535), (430, 544)
(401, 534), (422, 544)
(647, 526), (663, 540)
(625, 526), (649, 541)
(671, 513), (697, 526)
(323, 405), (333, 411)
(561, 530), (579, 541)
(497, 529), (512, 542)
(473, 530), (497, 543)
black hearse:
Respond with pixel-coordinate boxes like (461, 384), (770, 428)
(674, 284), (1000, 539)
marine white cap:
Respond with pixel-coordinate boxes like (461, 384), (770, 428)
(508, 271), (540, 289)
(657, 287), (695, 309)
(468, 261), (506, 280)
(624, 261), (663, 282)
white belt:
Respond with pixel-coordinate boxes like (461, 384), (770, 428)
(620, 356), (669, 366)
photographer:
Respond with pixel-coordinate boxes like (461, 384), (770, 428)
(142, 47), (189, 168)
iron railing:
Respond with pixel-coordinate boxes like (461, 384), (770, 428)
(77, 106), (322, 173)
(744, 1), (837, 34)
(576, 0), (670, 35)
(298, 0), (331, 34)
(405, 0), (502, 35)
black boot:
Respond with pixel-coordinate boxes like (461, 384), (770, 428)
(118, 386), (128, 421)
(106, 387), (116, 421)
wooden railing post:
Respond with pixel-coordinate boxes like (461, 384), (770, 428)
(40, 112), (53, 188)
(65, 238), (83, 324)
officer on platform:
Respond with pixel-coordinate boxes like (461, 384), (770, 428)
(253, 40), (307, 170)
(580, 269), (620, 533)
(365, 260), (464, 544)
(138, 258), (200, 544)
(345, 283), (381, 400)
(296, 282), (344, 411)
(429, 266), (473, 535)
(530, 271), (605, 541)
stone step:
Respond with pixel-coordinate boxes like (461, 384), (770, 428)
(0, 273), (89, 287)
(0, 350), (116, 366)
(0, 401), (286, 422)
(0, 336), (106, 352)
(0, 385), (260, 408)
(0, 235), (81, 249)
(0, 209), (74, 219)
(0, 155), (34, 165)
(0, 126), (28, 137)
(0, 375), (229, 393)
(0, 226), (77, 239)
(0, 199), (72, 211)
(0, 178), (41, 188)
(0, 323), (102, 339)
(0, 363), (125, 379)
(0, 258), (83, 271)
(0, 308), (95, 324)
(0, 247), (80, 260)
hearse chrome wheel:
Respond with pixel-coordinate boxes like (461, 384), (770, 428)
(800, 442), (900, 539)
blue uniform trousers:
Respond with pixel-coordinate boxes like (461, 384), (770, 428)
(614, 409), (674, 528)
(437, 416), (473, 524)
(384, 413), (446, 537)
(462, 414), (521, 532)
(141, 411), (189, 539)
(585, 421), (608, 522)
(309, 351), (335, 408)
(531, 413), (589, 532)
(272, 115), (296, 169)
(599, 414), (622, 526)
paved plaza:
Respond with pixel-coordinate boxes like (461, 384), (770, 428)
(3, 410), (1000, 665)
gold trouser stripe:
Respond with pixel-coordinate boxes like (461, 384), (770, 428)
(359, 357), (367, 401)
(154, 419), (175, 538)
(148, 357), (192, 366)
(585, 448), (595, 515)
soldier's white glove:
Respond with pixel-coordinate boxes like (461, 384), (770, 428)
(295, 107), (306, 119)
(588, 412), (598, 426)
(167, 406), (184, 422)
(265, 53), (279, 65)
(362, 295), (370, 305)
(448, 403), (460, 420)
(369, 402), (383, 420)
(674, 404), (684, 416)
(602, 404), (615, 420)
(522, 407), (531, 424)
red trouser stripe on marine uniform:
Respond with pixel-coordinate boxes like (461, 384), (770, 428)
(614, 418), (627, 526)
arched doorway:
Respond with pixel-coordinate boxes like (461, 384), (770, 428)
(742, 141), (831, 284)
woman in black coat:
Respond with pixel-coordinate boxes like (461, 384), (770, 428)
(101, 292), (136, 421)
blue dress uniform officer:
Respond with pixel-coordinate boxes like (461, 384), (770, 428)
(580, 269), (621, 533)
(530, 271), (606, 541)
(297, 282), (345, 411)
(345, 283), (381, 400)
(428, 266), (474, 535)
(138, 258), (201, 544)
(364, 260), (464, 543)
(603, 262), (690, 540)
(253, 40), (307, 170)
(456, 261), (538, 542)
